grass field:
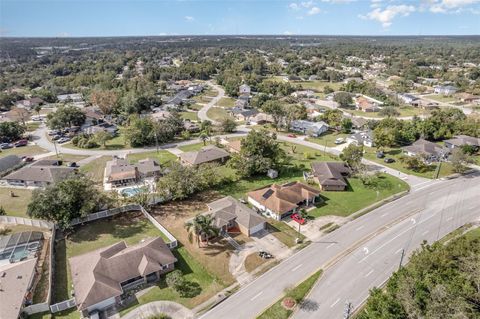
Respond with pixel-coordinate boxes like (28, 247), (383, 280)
(79, 155), (111, 184)
(363, 147), (454, 179)
(45, 154), (88, 164)
(127, 150), (178, 165)
(216, 97), (235, 107)
(425, 94), (456, 103)
(53, 211), (169, 303)
(178, 142), (212, 152)
(268, 220), (305, 248)
(0, 145), (49, 157)
(0, 187), (33, 217)
(306, 132), (349, 148)
(257, 270), (323, 319)
(206, 107), (233, 122)
(179, 111), (199, 121)
(308, 174), (409, 218)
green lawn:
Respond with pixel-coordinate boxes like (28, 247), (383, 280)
(79, 155), (111, 184)
(193, 95), (213, 104)
(179, 111), (199, 121)
(425, 94), (456, 103)
(54, 211), (170, 302)
(363, 147), (454, 179)
(465, 227), (480, 241)
(268, 220), (305, 248)
(0, 145), (49, 157)
(0, 187), (33, 217)
(294, 80), (342, 93)
(306, 132), (349, 148)
(257, 270), (323, 319)
(64, 133), (128, 151)
(45, 154), (88, 164)
(26, 122), (41, 132)
(127, 150), (178, 165)
(206, 107), (233, 122)
(308, 174), (409, 218)
(178, 142), (211, 152)
(119, 246), (225, 314)
(188, 103), (204, 111)
(216, 97), (235, 107)
(28, 308), (79, 319)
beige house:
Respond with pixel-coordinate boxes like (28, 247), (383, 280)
(106, 158), (161, 188)
(69, 237), (176, 316)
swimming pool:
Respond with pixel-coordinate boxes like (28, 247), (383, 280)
(120, 187), (146, 197)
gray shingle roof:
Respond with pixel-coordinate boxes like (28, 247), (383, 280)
(0, 155), (21, 174)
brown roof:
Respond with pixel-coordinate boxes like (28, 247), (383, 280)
(69, 237), (176, 310)
(247, 182), (320, 215)
(207, 196), (266, 229)
(4, 165), (76, 183)
(178, 145), (230, 165)
(311, 162), (350, 187)
(0, 258), (37, 319)
(107, 158), (161, 182)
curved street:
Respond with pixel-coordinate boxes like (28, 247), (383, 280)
(197, 80), (225, 124)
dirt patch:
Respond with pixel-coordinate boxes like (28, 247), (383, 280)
(244, 252), (268, 273)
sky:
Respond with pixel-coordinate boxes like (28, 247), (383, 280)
(1, 0), (479, 37)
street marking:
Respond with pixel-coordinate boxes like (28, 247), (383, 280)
(363, 247), (369, 254)
(422, 230), (429, 236)
(356, 225), (365, 231)
(365, 270), (374, 277)
(395, 248), (403, 255)
(250, 291), (263, 301)
(326, 243), (335, 249)
(291, 264), (303, 272)
(330, 298), (341, 307)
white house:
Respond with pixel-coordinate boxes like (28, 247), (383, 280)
(434, 85), (457, 96)
(290, 120), (329, 137)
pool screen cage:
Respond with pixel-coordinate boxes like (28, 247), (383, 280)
(0, 231), (44, 262)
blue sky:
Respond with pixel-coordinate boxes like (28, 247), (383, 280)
(1, 0), (479, 37)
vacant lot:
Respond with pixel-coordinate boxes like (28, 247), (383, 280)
(308, 174), (409, 218)
(0, 187), (33, 217)
(216, 97), (235, 107)
(206, 107), (233, 122)
(54, 211), (168, 303)
(127, 150), (178, 165)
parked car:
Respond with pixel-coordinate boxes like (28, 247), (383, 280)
(287, 134), (297, 138)
(376, 151), (385, 158)
(48, 130), (60, 136)
(384, 158), (395, 163)
(14, 139), (28, 147)
(334, 138), (345, 145)
(291, 213), (306, 225)
(0, 143), (13, 149)
(22, 156), (34, 162)
(52, 134), (63, 141)
(57, 137), (71, 143)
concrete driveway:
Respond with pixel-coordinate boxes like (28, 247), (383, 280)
(250, 229), (289, 259)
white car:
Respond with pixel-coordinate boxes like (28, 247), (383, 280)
(334, 138), (345, 144)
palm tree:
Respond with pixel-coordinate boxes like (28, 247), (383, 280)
(184, 214), (219, 247)
(199, 131), (209, 146)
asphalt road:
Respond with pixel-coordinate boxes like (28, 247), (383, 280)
(199, 173), (480, 319)
(197, 81), (225, 124)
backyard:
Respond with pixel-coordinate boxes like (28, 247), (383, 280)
(0, 187), (33, 217)
(216, 97), (235, 107)
(79, 155), (111, 184)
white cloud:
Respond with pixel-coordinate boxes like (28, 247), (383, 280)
(426, 0), (480, 13)
(184, 16), (194, 21)
(289, 2), (300, 10)
(284, 31), (295, 35)
(361, 5), (415, 28)
(301, 1), (314, 8)
(320, 0), (356, 2)
(307, 6), (321, 15)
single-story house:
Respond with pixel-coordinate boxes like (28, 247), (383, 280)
(355, 96), (380, 113)
(347, 131), (374, 147)
(456, 93), (480, 104)
(247, 181), (321, 220)
(4, 165), (77, 187)
(150, 110), (172, 121)
(106, 158), (161, 188)
(239, 84), (251, 95)
(230, 107), (258, 122)
(82, 107), (105, 127)
(402, 139), (446, 161)
(444, 135), (480, 150)
(290, 120), (329, 137)
(434, 85), (457, 96)
(83, 122), (118, 136)
(205, 196), (266, 236)
(178, 145), (230, 166)
(291, 90), (315, 98)
(0, 155), (22, 176)
(397, 93), (419, 105)
(235, 99), (248, 109)
(250, 112), (274, 125)
(69, 237), (176, 316)
(0, 258), (38, 319)
(57, 93), (84, 103)
(183, 121), (200, 133)
(351, 117), (368, 129)
(310, 162), (351, 191)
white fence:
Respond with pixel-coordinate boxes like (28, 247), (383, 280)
(0, 216), (56, 315)
(70, 204), (177, 248)
(50, 298), (76, 313)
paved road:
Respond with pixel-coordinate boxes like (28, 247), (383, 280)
(197, 80), (225, 124)
(199, 173), (480, 319)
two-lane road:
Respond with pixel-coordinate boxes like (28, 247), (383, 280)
(200, 173), (480, 319)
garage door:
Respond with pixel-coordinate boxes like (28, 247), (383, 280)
(249, 222), (265, 235)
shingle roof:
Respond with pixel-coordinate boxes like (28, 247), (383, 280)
(178, 145), (230, 165)
(403, 139), (444, 157)
(0, 155), (21, 174)
(444, 135), (480, 147)
(311, 162), (350, 187)
(69, 237), (176, 310)
(207, 196), (266, 230)
(248, 182), (320, 215)
(107, 158), (161, 182)
(4, 165), (76, 183)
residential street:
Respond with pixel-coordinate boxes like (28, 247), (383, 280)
(199, 173), (480, 319)
(197, 81), (225, 124)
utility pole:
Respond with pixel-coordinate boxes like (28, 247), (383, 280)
(398, 248), (405, 270)
(344, 301), (353, 319)
(53, 140), (59, 159)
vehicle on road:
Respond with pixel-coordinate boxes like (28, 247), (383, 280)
(287, 134), (297, 138)
(384, 158), (395, 163)
(291, 213), (306, 225)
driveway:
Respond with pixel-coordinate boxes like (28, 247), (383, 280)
(198, 81), (225, 124)
(285, 216), (348, 241)
(250, 229), (290, 259)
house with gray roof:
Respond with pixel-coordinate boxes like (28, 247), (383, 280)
(0, 155), (22, 177)
(402, 139), (447, 162)
(69, 237), (176, 316)
(444, 135), (480, 150)
(290, 120), (329, 137)
(105, 157), (162, 188)
(205, 196), (266, 236)
(347, 131), (374, 147)
(311, 162), (351, 191)
(178, 145), (230, 166)
(4, 164), (77, 187)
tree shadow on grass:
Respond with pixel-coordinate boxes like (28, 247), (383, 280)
(172, 246), (194, 276)
(52, 238), (69, 303)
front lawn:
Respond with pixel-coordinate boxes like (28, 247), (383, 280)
(54, 211), (170, 302)
(244, 252), (268, 273)
(127, 150), (178, 165)
(425, 94), (456, 103)
(216, 97), (235, 107)
(45, 154), (88, 164)
(179, 111), (199, 121)
(178, 142), (211, 152)
(306, 132), (349, 148)
(119, 246), (224, 314)
(206, 107), (233, 122)
(0, 187), (33, 217)
(308, 174), (409, 218)
(0, 145), (49, 157)
(268, 220), (305, 248)
(363, 147), (454, 179)
(257, 270), (323, 319)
